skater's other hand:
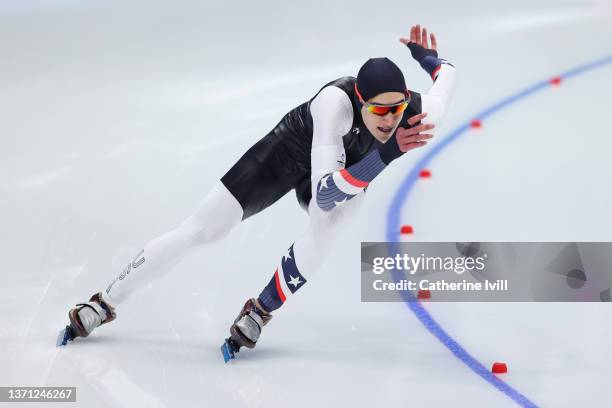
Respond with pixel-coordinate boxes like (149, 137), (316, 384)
(399, 24), (438, 51)
(395, 112), (434, 153)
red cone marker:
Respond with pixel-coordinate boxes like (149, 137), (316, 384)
(419, 169), (431, 178)
(492, 362), (508, 374)
(417, 289), (431, 300)
(400, 225), (414, 235)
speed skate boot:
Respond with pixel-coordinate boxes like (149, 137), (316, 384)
(57, 292), (116, 346)
(221, 298), (272, 362)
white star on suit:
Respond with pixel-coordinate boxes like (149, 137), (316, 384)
(333, 197), (348, 207)
(319, 175), (330, 192)
(288, 275), (302, 287)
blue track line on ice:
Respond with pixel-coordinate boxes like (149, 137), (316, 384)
(386, 54), (612, 408)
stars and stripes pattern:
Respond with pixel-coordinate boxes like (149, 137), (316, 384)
(257, 244), (308, 312)
(316, 148), (387, 211)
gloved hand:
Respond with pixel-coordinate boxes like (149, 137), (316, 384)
(378, 112), (434, 165)
(400, 24), (444, 79)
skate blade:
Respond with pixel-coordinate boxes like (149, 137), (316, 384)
(56, 325), (75, 347)
(221, 339), (239, 363)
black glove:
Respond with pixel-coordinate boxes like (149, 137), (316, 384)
(406, 42), (443, 78)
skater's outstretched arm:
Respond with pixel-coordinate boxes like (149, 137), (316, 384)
(400, 24), (457, 125)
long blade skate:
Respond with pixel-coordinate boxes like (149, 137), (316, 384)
(56, 325), (76, 347)
(220, 338), (241, 363)
(221, 298), (273, 362)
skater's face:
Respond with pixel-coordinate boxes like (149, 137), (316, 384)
(360, 92), (406, 143)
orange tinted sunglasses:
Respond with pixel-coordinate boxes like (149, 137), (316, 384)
(355, 84), (411, 116)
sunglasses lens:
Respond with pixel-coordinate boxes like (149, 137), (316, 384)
(367, 105), (392, 115)
(393, 101), (408, 115)
(367, 102), (408, 116)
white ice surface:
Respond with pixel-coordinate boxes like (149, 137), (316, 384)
(1, 1), (611, 407)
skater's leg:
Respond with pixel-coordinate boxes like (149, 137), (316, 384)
(103, 121), (301, 307)
(226, 195), (363, 351)
(103, 181), (243, 306)
(256, 194), (364, 312)
(226, 125), (363, 349)
(68, 120), (298, 343)
(256, 121), (363, 312)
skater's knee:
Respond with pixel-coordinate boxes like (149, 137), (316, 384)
(198, 220), (234, 243)
(178, 215), (235, 245)
(176, 185), (244, 245)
